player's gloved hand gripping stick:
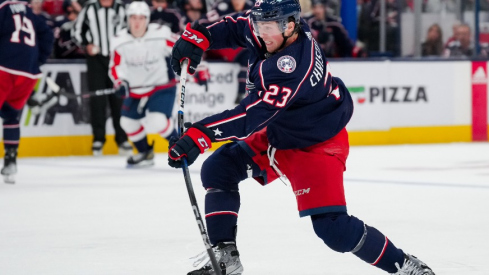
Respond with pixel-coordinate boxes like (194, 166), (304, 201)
(169, 59), (224, 275)
(171, 21), (211, 75)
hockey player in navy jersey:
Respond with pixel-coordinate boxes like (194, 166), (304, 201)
(0, 0), (54, 183)
(168, 0), (435, 274)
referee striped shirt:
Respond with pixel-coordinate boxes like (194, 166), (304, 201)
(71, 0), (126, 57)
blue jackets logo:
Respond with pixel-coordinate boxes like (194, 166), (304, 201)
(277, 55), (296, 73)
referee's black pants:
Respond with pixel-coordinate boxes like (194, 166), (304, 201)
(86, 55), (127, 145)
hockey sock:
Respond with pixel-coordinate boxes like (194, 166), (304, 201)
(311, 213), (404, 273)
(200, 142), (258, 245)
(1, 104), (21, 151)
(120, 117), (147, 152)
(3, 121), (19, 151)
(205, 189), (240, 245)
(352, 225), (405, 273)
(312, 212), (366, 253)
(132, 136), (148, 153)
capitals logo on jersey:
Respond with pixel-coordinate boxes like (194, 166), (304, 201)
(277, 55), (296, 73)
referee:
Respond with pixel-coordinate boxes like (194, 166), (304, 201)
(71, 0), (131, 156)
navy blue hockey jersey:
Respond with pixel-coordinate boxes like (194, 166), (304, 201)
(198, 11), (353, 150)
(0, 0), (54, 78)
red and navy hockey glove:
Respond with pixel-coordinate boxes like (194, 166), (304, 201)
(168, 123), (215, 168)
(171, 21), (212, 75)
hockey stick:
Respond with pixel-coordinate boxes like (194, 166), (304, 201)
(45, 77), (167, 99)
(46, 76), (115, 98)
(177, 60), (224, 275)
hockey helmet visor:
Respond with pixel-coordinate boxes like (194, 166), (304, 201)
(250, 0), (301, 36)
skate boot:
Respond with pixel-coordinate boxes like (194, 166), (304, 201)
(188, 242), (243, 275)
(391, 254), (435, 275)
(1, 148), (18, 184)
(126, 145), (154, 168)
(118, 141), (133, 156)
(92, 141), (103, 156)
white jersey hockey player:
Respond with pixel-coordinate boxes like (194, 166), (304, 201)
(109, 1), (182, 167)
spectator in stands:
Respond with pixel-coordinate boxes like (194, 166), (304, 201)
(422, 23), (443, 57)
(179, 0), (206, 31)
(150, 0), (181, 33)
(205, 0), (253, 22)
(305, 0), (354, 57)
(53, 0), (85, 58)
(357, 0), (401, 56)
(444, 21), (460, 48)
(42, 0), (64, 16)
(443, 23), (473, 57)
(325, 0), (340, 16)
(31, 0), (55, 28)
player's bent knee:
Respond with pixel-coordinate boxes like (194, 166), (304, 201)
(311, 212), (365, 253)
(120, 116), (142, 133)
(0, 103), (21, 121)
(145, 112), (173, 136)
(201, 143), (251, 191)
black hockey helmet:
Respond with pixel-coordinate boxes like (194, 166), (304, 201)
(250, 0), (301, 35)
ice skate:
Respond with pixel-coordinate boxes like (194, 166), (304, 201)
(118, 141), (133, 156)
(92, 141), (103, 156)
(188, 242), (243, 275)
(391, 254), (435, 275)
(126, 146), (154, 168)
(2, 148), (17, 184)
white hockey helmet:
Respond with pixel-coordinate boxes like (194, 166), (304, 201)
(126, 1), (151, 25)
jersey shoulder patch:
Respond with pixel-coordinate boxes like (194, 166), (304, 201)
(276, 55), (296, 73)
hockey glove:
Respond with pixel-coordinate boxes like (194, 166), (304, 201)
(168, 123), (215, 168)
(171, 22), (212, 75)
(114, 80), (130, 98)
(27, 90), (59, 115)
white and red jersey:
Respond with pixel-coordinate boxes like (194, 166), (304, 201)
(109, 23), (179, 98)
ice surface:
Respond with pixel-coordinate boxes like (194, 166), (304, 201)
(1, 142), (488, 274)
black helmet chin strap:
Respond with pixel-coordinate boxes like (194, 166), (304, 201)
(268, 22), (300, 55)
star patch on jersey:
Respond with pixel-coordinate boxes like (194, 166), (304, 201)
(213, 128), (223, 136)
(277, 55), (296, 73)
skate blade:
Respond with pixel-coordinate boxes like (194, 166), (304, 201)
(126, 160), (155, 168)
(3, 175), (15, 184)
(118, 148), (133, 156)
